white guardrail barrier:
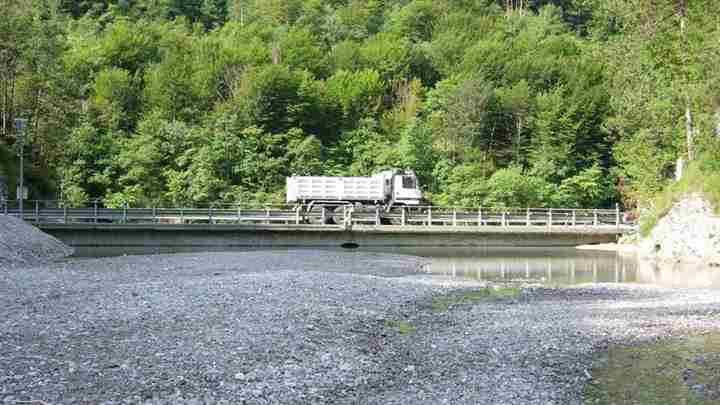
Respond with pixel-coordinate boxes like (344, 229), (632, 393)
(0, 200), (631, 230)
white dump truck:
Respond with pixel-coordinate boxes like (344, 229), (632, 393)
(286, 169), (424, 211)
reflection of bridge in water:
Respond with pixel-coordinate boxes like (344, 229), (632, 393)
(422, 248), (720, 288)
(418, 249), (638, 285)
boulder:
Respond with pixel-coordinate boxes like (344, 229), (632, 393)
(640, 194), (720, 263)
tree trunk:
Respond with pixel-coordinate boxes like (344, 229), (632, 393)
(678, 0), (695, 161)
(515, 117), (522, 163)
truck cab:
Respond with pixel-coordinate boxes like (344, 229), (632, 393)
(391, 170), (423, 206)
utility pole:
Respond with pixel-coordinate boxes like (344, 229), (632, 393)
(15, 118), (26, 219)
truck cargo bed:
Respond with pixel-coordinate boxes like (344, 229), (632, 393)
(286, 176), (385, 203)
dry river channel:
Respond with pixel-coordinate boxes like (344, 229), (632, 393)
(1, 248), (720, 404)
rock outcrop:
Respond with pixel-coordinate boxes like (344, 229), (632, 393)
(0, 215), (73, 267)
(640, 194), (720, 263)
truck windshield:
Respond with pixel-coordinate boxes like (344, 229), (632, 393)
(402, 176), (417, 189)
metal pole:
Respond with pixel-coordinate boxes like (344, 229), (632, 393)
(615, 203), (620, 228)
(548, 209), (552, 228)
(572, 210), (576, 226)
(34, 200), (39, 224)
(427, 207), (432, 226)
(19, 133), (23, 220)
(526, 208), (530, 226)
(478, 207), (482, 226)
(452, 208), (457, 227)
(401, 207), (406, 226)
(94, 200), (98, 223)
(15, 119), (26, 220)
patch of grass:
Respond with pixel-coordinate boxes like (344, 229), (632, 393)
(585, 333), (720, 404)
(640, 161), (720, 237)
(431, 287), (521, 312)
(384, 319), (416, 334)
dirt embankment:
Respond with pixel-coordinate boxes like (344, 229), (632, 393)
(0, 215), (73, 267)
(640, 194), (720, 264)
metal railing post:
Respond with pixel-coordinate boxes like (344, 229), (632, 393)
(152, 206), (157, 223)
(374, 206), (380, 226)
(547, 209), (552, 228)
(572, 210), (576, 226)
(452, 208), (457, 227)
(501, 211), (506, 227)
(35, 200), (39, 224)
(593, 210), (598, 226)
(295, 206), (300, 225)
(427, 207), (432, 226)
(94, 200), (99, 223)
(322, 205), (327, 225)
(401, 207), (406, 226)
(209, 205), (213, 224)
(63, 205), (68, 224)
(266, 206), (270, 224)
(122, 202), (128, 224)
(237, 204), (242, 223)
(180, 207), (185, 224)
(478, 207), (482, 226)
(526, 208), (530, 226)
(615, 203), (620, 228)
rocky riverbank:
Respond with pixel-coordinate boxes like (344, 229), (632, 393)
(640, 194), (720, 265)
(0, 215), (73, 267)
(1, 251), (719, 404)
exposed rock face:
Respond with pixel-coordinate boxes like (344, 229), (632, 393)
(0, 215), (73, 267)
(641, 194), (720, 263)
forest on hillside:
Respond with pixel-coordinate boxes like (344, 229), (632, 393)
(1, 0), (719, 209)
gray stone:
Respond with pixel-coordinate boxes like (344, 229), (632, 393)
(0, 215), (73, 266)
(640, 194), (720, 263)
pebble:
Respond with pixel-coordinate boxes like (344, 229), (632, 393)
(1, 251), (719, 404)
(0, 215), (73, 266)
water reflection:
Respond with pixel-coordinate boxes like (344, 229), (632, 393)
(365, 247), (638, 286)
(637, 258), (720, 288)
(71, 245), (720, 288)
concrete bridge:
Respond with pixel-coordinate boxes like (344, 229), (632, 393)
(3, 202), (634, 248)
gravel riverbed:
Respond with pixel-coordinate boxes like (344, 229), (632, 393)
(0, 216), (73, 267)
(1, 250), (720, 404)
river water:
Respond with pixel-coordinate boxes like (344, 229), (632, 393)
(71, 246), (720, 289)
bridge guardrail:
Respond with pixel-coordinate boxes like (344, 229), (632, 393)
(0, 200), (631, 232)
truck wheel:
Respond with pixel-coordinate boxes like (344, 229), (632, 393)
(307, 205), (336, 225)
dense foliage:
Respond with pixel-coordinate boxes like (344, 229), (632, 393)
(1, 0), (719, 208)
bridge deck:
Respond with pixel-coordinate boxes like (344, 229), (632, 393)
(36, 222), (631, 235)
